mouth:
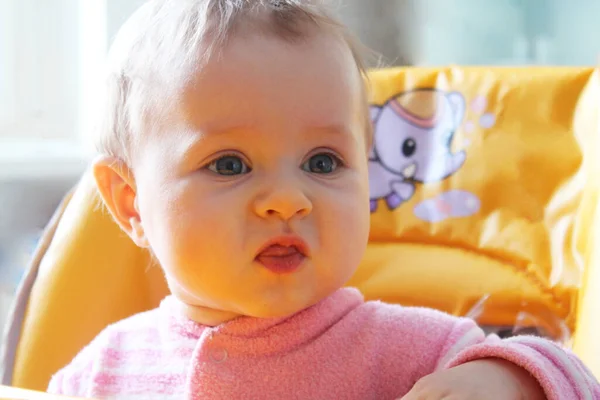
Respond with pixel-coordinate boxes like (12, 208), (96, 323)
(255, 236), (309, 274)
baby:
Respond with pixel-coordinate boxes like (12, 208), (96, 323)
(48, 0), (600, 399)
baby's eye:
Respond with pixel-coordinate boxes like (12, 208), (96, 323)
(302, 153), (341, 174)
(207, 155), (251, 176)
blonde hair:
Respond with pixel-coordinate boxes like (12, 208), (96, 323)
(96, 0), (371, 166)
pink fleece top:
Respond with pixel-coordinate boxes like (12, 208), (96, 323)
(48, 288), (599, 399)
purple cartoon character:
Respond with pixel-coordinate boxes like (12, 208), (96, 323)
(369, 88), (467, 212)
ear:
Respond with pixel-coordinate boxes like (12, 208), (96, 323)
(447, 91), (466, 127)
(92, 156), (150, 248)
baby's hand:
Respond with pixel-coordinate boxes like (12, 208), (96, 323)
(400, 359), (546, 400)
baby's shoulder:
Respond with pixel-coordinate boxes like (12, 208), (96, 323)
(341, 300), (481, 366)
(101, 306), (165, 346)
(47, 307), (165, 396)
(353, 300), (468, 336)
(70, 307), (165, 365)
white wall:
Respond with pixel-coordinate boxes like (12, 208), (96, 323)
(0, 0), (79, 141)
(0, 0), (17, 130)
(106, 0), (147, 42)
(0, 0), (90, 181)
(337, 0), (423, 66)
(420, 0), (526, 65)
(550, 0), (600, 65)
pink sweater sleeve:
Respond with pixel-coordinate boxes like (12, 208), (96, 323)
(46, 331), (105, 397)
(438, 320), (600, 399)
(47, 356), (92, 397)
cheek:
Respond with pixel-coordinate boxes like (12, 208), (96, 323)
(137, 189), (180, 267)
(138, 183), (197, 256)
(152, 182), (247, 263)
(318, 171), (370, 256)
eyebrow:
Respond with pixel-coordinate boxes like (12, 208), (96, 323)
(174, 124), (252, 162)
(194, 121), (354, 138)
(176, 122), (359, 164)
(305, 124), (353, 137)
(304, 124), (359, 148)
(198, 124), (254, 136)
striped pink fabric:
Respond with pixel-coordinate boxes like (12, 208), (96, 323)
(48, 288), (600, 399)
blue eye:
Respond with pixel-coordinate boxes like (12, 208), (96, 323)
(302, 153), (340, 174)
(207, 155), (250, 176)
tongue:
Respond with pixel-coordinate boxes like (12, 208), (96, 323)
(259, 245), (298, 257)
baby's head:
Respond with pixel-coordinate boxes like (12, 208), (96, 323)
(93, 0), (372, 325)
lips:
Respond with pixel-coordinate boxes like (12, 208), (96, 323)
(255, 236), (309, 274)
(259, 245), (301, 257)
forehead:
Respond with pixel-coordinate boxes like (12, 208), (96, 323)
(177, 30), (364, 134)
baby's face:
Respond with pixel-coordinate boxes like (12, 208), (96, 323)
(133, 30), (370, 322)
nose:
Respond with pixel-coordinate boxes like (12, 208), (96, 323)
(253, 176), (312, 221)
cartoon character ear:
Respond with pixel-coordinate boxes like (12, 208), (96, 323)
(447, 92), (466, 127)
(368, 105), (382, 160)
(368, 143), (377, 160)
(370, 105), (382, 122)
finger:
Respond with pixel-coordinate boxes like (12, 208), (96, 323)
(397, 388), (423, 400)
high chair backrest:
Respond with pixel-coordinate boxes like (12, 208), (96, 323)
(2, 66), (600, 391)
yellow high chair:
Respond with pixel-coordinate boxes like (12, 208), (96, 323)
(2, 66), (600, 393)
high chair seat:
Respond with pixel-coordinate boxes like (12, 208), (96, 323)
(2, 66), (600, 391)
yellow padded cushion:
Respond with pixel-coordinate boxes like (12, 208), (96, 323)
(10, 66), (600, 390)
(347, 66), (600, 375)
(352, 67), (598, 325)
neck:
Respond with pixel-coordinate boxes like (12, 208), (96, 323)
(168, 280), (243, 326)
(177, 301), (242, 326)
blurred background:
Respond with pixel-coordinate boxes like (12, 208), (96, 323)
(1, 0), (600, 333)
